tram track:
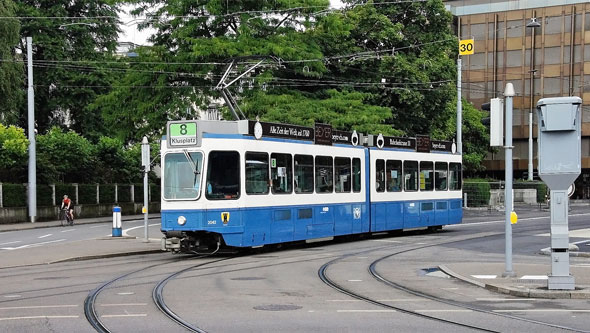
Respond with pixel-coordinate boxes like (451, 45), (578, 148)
(318, 232), (589, 333)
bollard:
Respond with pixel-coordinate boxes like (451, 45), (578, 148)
(463, 193), (468, 208)
(112, 206), (122, 237)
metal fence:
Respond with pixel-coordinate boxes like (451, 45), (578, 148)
(463, 180), (548, 209)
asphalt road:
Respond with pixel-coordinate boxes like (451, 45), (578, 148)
(0, 206), (589, 332)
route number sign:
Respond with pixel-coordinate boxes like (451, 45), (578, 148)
(459, 39), (474, 55)
(168, 121), (198, 146)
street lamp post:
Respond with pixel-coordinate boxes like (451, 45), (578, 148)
(527, 17), (541, 181)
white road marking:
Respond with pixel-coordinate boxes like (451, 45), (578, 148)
(0, 305), (77, 310)
(337, 310), (396, 313)
(417, 309), (473, 313)
(0, 315), (78, 321)
(101, 314), (147, 318)
(0, 241), (21, 246)
(494, 309), (590, 313)
(38, 234), (52, 239)
(440, 288), (459, 290)
(348, 280), (363, 282)
(476, 298), (538, 302)
(1, 239), (66, 251)
(117, 292), (135, 295)
(123, 223), (160, 237)
(357, 257), (368, 259)
(454, 212), (590, 228)
(100, 303), (147, 307)
(520, 275), (547, 280)
(471, 275), (497, 279)
(572, 264), (590, 267)
(60, 229), (76, 233)
(3, 295), (21, 298)
(90, 225), (107, 229)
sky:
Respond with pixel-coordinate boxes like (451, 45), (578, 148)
(119, 1), (345, 45)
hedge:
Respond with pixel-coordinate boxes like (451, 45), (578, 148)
(2, 183), (26, 207)
(134, 183), (144, 203)
(78, 184), (97, 204)
(118, 184), (132, 202)
(55, 184), (76, 203)
(462, 179), (491, 207)
(150, 184), (161, 201)
(99, 184), (116, 204)
(37, 184), (54, 206)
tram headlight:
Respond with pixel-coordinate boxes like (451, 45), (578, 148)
(177, 216), (187, 226)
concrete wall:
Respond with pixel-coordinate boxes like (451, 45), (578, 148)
(0, 202), (160, 224)
(489, 189), (537, 206)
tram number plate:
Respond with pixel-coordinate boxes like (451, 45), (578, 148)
(169, 122), (198, 146)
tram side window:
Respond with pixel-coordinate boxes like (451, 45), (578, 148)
(435, 162), (448, 191)
(271, 153), (293, 194)
(206, 151), (240, 200)
(245, 152), (269, 195)
(420, 161), (434, 191)
(352, 158), (361, 193)
(376, 159), (385, 192)
(404, 161), (418, 191)
(334, 157), (351, 193)
(315, 156), (333, 193)
(449, 162), (462, 190)
(294, 155), (314, 193)
(386, 160), (402, 192)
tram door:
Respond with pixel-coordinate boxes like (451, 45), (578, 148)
(269, 154), (295, 243)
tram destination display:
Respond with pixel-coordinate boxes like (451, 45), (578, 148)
(168, 121), (198, 147)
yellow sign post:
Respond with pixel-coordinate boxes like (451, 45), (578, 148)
(459, 39), (474, 55)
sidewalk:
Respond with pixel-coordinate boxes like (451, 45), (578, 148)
(440, 262), (590, 299)
(0, 213), (161, 233)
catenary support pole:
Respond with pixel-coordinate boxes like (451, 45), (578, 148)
(27, 37), (36, 223)
(142, 136), (150, 242)
(503, 83), (516, 277)
(456, 57), (462, 154)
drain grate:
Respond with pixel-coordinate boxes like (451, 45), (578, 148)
(253, 304), (302, 311)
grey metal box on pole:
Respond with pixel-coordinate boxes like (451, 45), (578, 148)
(536, 96), (582, 290)
(489, 98), (504, 147)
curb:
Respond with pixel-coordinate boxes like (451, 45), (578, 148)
(438, 265), (590, 299)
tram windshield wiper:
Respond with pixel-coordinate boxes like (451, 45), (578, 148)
(183, 149), (200, 186)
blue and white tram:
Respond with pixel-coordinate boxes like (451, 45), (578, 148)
(160, 120), (462, 252)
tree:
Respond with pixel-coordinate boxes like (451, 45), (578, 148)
(15, 0), (121, 140)
(0, 123), (28, 182)
(0, 0), (24, 124)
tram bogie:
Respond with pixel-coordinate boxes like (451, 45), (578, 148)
(160, 120), (462, 253)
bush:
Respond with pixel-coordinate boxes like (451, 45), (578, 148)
(118, 184), (131, 202)
(99, 184), (116, 204)
(55, 184), (76, 203)
(463, 179), (491, 207)
(134, 183), (144, 203)
(37, 184), (54, 206)
(536, 182), (548, 203)
(2, 183), (26, 207)
(78, 184), (97, 204)
(150, 183), (161, 202)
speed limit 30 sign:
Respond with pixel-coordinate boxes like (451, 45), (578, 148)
(459, 39), (474, 55)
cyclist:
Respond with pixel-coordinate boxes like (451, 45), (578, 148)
(60, 195), (74, 224)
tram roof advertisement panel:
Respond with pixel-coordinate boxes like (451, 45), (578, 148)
(248, 120), (314, 141)
(167, 120), (199, 148)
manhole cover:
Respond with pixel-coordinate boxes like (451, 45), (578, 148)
(253, 304), (302, 311)
(34, 277), (64, 280)
(231, 277), (265, 281)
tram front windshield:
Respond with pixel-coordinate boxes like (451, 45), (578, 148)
(164, 152), (203, 200)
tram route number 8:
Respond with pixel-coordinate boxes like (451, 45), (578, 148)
(180, 124), (188, 135)
(459, 39), (474, 55)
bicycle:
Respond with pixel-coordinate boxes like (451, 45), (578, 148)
(60, 208), (73, 226)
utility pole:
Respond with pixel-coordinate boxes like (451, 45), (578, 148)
(456, 57), (462, 155)
(142, 136), (150, 242)
(27, 37), (37, 223)
(503, 83), (516, 278)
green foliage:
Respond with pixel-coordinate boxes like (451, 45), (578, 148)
(78, 184), (97, 204)
(2, 183), (26, 207)
(0, 0), (23, 124)
(36, 184), (53, 206)
(99, 184), (116, 204)
(0, 124), (28, 182)
(118, 184), (131, 202)
(462, 178), (491, 207)
(55, 184), (76, 203)
(36, 127), (96, 183)
(15, 0), (120, 139)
